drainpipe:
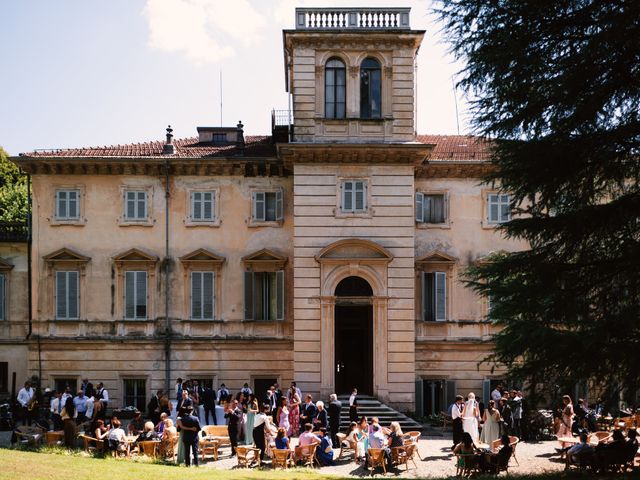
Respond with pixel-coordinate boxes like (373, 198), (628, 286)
(26, 174), (32, 339)
(162, 126), (174, 394)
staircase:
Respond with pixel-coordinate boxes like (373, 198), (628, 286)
(336, 394), (424, 432)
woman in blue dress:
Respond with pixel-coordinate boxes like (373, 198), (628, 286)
(245, 394), (258, 445)
(315, 427), (334, 466)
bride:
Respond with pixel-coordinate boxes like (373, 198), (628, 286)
(461, 392), (480, 443)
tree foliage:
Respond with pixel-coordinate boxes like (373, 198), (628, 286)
(436, 1), (640, 404)
(0, 147), (28, 223)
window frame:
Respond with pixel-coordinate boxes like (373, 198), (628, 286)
(416, 191), (450, 228)
(338, 178), (370, 216)
(243, 270), (285, 322)
(324, 57), (347, 119)
(241, 249), (287, 322)
(190, 270), (215, 320)
(124, 270), (148, 320)
(485, 192), (512, 225)
(421, 271), (447, 322)
(55, 189), (81, 221)
(416, 252), (457, 323)
(249, 188), (284, 227)
(122, 377), (147, 411)
(360, 57), (382, 119)
(55, 270), (80, 320)
(51, 185), (85, 226)
(186, 189), (220, 227)
(119, 186), (154, 226)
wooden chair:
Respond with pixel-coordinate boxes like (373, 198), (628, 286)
(403, 431), (423, 460)
(236, 445), (261, 468)
(200, 436), (219, 461)
(273, 448), (294, 469)
(44, 431), (64, 446)
(201, 425), (230, 447)
(295, 443), (318, 468)
(160, 435), (178, 461)
(588, 431), (612, 445)
(508, 436), (520, 466)
(336, 433), (356, 461)
(138, 440), (159, 458)
(78, 434), (104, 453)
(455, 453), (479, 477)
(367, 448), (387, 475)
(391, 445), (411, 471)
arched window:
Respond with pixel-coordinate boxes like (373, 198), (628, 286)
(360, 58), (381, 119)
(325, 58), (346, 119)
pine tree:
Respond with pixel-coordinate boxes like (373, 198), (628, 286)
(435, 1), (640, 405)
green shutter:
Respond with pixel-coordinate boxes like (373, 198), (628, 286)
(276, 270), (284, 320)
(435, 272), (446, 321)
(191, 272), (202, 319)
(415, 192), (424, 222)
(56, 271), (67, 319)
(203, 272), (214, 319)
(244, 271), (254, 320)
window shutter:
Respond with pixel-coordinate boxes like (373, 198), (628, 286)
(203, 192), (213, 220)
(126, 192), (135, 219)
(276, 270), (284, 320)
(355, 181), (365, 211)
(125, 271), (135, 319)
(138, 192), (146, 219)
(433, 194), (444, 223)
(68, 191), (78, 219)
(136, 271), (147, 319)
(414, 379), (424, 418)
(275, 189), (283, 220)
(243, 271), (254, 320)
(56, 271), (67, 319)
(191, 272), (202, 319)
(68, 271), (78, 319)
(445, 380), (457, 409)
(203, 272), (214, 319)
(57, 191), (67, 218)
(482, 379), (491, 406)
(435, 272), (446, 321)
(415, 192), (424, 222)
(192, 192), (201, 220)
(421, 271), (429, 321)
(0, 274), (4, 320)
(342, 181), (353, 211)
(424, 195), (433, 223)
(253, 192), (265, 221)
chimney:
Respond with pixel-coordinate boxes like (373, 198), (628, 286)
(236, 120), (245, 154)
(163, 125), (176, 155)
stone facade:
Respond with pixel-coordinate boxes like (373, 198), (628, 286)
(3, 7), (524, 414)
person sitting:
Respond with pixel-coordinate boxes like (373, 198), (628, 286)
(345, 421), (366, 461)
(388, 421), (404, 448)
(368, 423), (392, 470)
(135, 421), (159, 445)
(275, 427), (292, 451)
(453, 432), (479, 474)
(315, 427), (335, 466)
(93, 419), (110, 441)
(597, 429), (625, 453)
(107, 417), (127, 453)
(481, 434), (513, 473)
(127, 411), (145, 435)
(160, 418), (177, 458)
(565, 432), (593, 469)
(299, 423), (320, 446)
(627, 428), (638, 447)
(156, 412), (168, 433)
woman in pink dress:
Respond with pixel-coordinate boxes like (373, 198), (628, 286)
(287, 385), (301, 436)
(557, 395), (574, 448)
(277, 396), (290, 436)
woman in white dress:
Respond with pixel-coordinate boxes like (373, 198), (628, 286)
(461, 392), (480, 443)
(479, 399), (501, 445)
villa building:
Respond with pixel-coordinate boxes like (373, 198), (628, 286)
(3, 7), (524, 415)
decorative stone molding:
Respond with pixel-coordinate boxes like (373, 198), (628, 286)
(348, 65), (359, 78)
(383, 65), (393, 78)
(43, 247), (91, 273)
(0, 258), (15, 272)
(242, 248), (287, 271)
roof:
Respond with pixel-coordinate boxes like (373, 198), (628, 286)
(20, 134), (491, 162)
(418, 134), (493, 162)
(23, 135), (275, 158)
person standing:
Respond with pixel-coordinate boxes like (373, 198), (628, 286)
(73, 390), (88, 424)
(178, 406), (201, 467)
(299, 394), (317, 433)
(95, 383), (109, 420)
(60, 396), (77, 448)
(80, 378), (94, 397)
(509, 390), (523, 439)
(451, 395), (464, 449)
(245, 394), (258, 445)
(147, 390), (161, 426)
(557, 395), (574, 448)
(328, 393), (342, 446)
(498, 397), (512, 436)
(50, 391), (64, 431)
(216, 383), (229, 405)
(202, 385), (217, 425)
(252, 404), (271, 461)
(287, 386), (301, 436)
(479, 400), (502, 445)
(491, 384), (503, 403)
(225, 399), (243, 456)
(461, 392), (480, 443)
(349, 388), (358, 408)
(17, 381), (35, 426)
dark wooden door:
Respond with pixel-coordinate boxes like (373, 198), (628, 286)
(335, 304), (373, 395)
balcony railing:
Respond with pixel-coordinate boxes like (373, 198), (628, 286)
(295, 7), (411, 30)
(0, 221), (28, 242)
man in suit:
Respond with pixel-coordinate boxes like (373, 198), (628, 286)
(178, 406), (201, 467)
(451, 395), (464, 449)
(80, 378), (94, 397)
(299, 394), (317, 433)
(267, 388), (278, 423)
(202, 385), (217, 425)
(147, 389), (162, 425)
(216, 384), (229, 404)
(225, 399), (243, 456)
(328, 393), (342, 445)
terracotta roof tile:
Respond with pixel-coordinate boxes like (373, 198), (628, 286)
(417, 134), (493, 162)
(24, 135), (275, 158)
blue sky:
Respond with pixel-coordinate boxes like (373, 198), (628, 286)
(0, 0), (469, 155)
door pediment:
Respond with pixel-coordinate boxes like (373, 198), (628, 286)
(315, 239), (393, 264)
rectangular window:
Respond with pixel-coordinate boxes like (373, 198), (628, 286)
(212, 133), (226, 143)
(55, 271), (79, 320)
(244, 270), (284, 321)
(341, 180), (367, 213)
(124, 271), (147, 320)
(191, 271), (214, 320)
(422, 271), (446, 321)
(55, 190), (80, 220)
(123, 378), (146, 411)
(0, 274), (5, 321)
(191, 191), (215, 221)
(124, 191), (147, 221)
(252, 190), (283, 222)
(54, 378), (77, 395)
(416, 193), (446, 224)
(488, 194), (511, 223)
(0, 362), (7, 393)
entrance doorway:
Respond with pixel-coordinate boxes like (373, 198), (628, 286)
(334, 276), (373, 395)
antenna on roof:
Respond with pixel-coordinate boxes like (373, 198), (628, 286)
(220, 70), (223, 127)
(452, 76), (460, 135)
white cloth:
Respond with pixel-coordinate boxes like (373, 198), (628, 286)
(349, 393), (357, 406)
(108, 428), (126, 443)
(462, 399), (479, 443)
(17, 387), (34, 407)
(85, 396), (95, 419)
(50, 397), (63, 414)
(98, 388), (109, 404)
(451, 402), (463, 420)
(253, 412), (268, 428)
(491, 389), (502, 402)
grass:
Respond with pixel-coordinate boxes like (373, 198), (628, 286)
(0, 447), (637, 480)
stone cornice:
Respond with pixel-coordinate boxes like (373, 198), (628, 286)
(283, 30), (425, 50)
(416, 161), (496, 179)
(277, 143), (432, 168)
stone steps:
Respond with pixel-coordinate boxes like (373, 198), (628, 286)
(336, 395), (424, 433)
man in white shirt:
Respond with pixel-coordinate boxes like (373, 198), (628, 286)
(349, 388), (358, 407)
(74, 391), (88, 424)
(491, 384), (503, 403)
(50, 391), (64, 430)
(85, 394), (95, 422)
(17, 381), (35, 426)
(451, 395), (464, 449)
(96, 382), (109, 419)
(216, 383), (229, 404)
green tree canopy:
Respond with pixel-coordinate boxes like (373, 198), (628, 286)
(0, 147), (28, 223)
(436, 1), (640, 405)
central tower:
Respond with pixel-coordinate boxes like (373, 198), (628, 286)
(280, 7), (428, 411)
